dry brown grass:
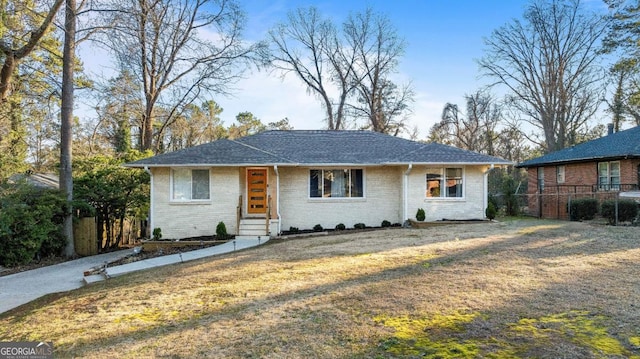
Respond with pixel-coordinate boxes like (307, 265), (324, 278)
(1, 218), (640, 358)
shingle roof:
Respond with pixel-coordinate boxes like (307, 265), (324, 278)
(517, 126), (640, 168)
(126, 130), (512, 167)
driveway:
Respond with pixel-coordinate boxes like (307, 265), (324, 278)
(0, 250), (130, 314)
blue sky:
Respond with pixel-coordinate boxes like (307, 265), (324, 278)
(217, 1), (534, 137)
(80, 1), (611, 139)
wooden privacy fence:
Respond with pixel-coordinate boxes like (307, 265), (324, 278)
(73, 217), (144, 256)
(73, 217), (98, 256)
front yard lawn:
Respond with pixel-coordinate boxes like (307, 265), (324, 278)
(1, 219), (639, 358)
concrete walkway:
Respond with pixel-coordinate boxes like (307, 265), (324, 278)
(0, 238), (267, 315)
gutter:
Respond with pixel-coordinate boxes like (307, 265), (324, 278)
(144, 166), (154, 237)
(403, 163), (413, 223)
(274, 165), (282, 235)
(483, 164), (494, 219)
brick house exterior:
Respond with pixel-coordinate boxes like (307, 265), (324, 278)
(126, 131), (511, 239)
(518, 126), (640, 219)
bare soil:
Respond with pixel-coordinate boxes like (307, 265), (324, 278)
(1, 218), (639, 358)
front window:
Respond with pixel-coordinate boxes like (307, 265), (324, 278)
(598, 161), (620, 191)
(426, 168), (463, 198)
(309, 169), (364, 198)
(172, 168), (210, 200)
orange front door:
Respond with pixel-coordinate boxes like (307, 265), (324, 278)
(247, 169), (267, 214)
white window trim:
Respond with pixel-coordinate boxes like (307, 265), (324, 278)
(598, 161), (621, 191)
(424, 167), (465, 200)
(307, 168), (366, 200)
(556, 165), (565, 184)
(169, 167), (212, 203)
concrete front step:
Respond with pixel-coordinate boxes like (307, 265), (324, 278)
(238, 218), (278, 237)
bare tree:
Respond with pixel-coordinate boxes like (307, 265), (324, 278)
(267, 7), (356, 130)
(103, 0), (257, 152)
(479, 0), (607, 153)
(429, 90), (502, 155)
(345, 8), (413, 135)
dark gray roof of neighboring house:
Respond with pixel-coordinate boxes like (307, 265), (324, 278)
(126, 130), (512, 167)
(517, 125), (640, 168)
(8, 173), (59, 189)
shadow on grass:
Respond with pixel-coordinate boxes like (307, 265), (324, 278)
(2, 219), (640, 357)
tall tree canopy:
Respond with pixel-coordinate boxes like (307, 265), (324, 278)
(102, 0), (259, 152)
(267, 6), (413, 134)
(429, 90), (501, 156)
(479, 0), (607, 153)
(603, 1), (640, 128)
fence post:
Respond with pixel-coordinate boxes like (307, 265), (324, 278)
(616, 192), (620, 226)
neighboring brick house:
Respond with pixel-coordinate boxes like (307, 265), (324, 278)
(125, 130), (511, 239)
(517, 125), (640, 219)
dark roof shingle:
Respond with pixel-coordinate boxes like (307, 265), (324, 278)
(126, 130), (512, 167)
(517, 126), (640, 168)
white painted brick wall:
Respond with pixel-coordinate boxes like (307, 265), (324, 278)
(278, 167), (403, 230)
(150, 164), (489, 238)
(152, 167), (240, 239)
(406, 165), (488, 221)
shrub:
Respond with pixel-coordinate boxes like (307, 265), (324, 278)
(485, 202), (497, 221)
(152, 227), (162, 240)
(335, 223), (346, 230)
(288, 226), (299, 233)
(313, 224), (323, 232)
(568, 198), (598, 221)
(354, 223), (366, 230)
(501, 176), (520, 216)
(601, 200), (639, 225)
(381, 220), (392, 227)
(416, 208), (426, 222)
(0, 183), (66, 267)
(216, 221), (228, 238)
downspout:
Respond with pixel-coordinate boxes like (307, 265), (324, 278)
(483, 164), (494, 219)
(144, 166), (154, 238)
(274, 165), (282, 235)
(403, 163), (413, 223)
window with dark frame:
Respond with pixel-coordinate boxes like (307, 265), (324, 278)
(172, 168), (210, 200)
(309, 169), (364, 198)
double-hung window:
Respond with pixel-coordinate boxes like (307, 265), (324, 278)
(598, 161), (620, 191)
(309, 169), (364, 198)
(426, 168), (463, 198)
(172, 168), (210, 201)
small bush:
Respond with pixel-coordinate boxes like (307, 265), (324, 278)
(335, 223), (346, 230)
(216, 221), (228, 238)
(569, 198), (598, 221)
(381, 220), (391, 227)
(485, 202), (497, 221)
(354, 223), (366, 230)
(601, 200), (639, 225)
(313, 224), (323, 232)
(289, 226), (299, 233)
(152, 227), (162, 240)
(416, 208), (426, 222)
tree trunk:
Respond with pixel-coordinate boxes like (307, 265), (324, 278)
(0, 55), (16, 102)
(60, 0), (76, 257)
